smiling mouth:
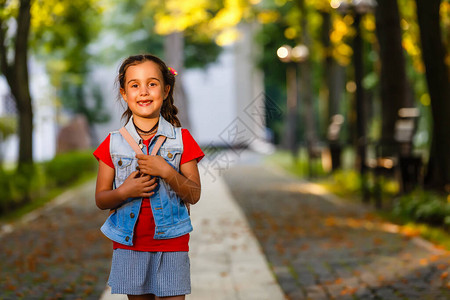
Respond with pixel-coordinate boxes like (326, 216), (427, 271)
(137, 100), (153, 106)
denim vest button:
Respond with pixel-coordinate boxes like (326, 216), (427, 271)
(168, 152), (173, 158)
(130, 213), (135, 218)
(118, 160), (122, 166)
(125, 236), (130, 242)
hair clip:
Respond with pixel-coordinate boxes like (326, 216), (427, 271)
(168, 67), (178, 76)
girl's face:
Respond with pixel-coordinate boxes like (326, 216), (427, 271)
(120, 60), (170, 121)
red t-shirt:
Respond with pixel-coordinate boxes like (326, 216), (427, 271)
(93, 129), (204, 252)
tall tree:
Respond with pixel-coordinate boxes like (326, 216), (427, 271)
(415, 0), (450, 191)
(32, 0), (105, 131)
(147, 0), (253, 128)
(0, 0), (33, 168)
(0, 0), (104, 167)
(297, 0), (318, 165)
(375, 0), (411, 149)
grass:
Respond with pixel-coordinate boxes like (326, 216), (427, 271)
(1, 172), (97, 223)
(0, 150), (98, 224)
(0, 171), (97, 224)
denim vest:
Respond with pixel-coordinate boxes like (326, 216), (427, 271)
(100, 115), (193, 246)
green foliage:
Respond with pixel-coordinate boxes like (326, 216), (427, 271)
(327, 169), (361, 196)
(0, 151), (97, 216)
(266, 149), (326, 178)
(393, 190), (450, 227)
(0, 164), (45, 214)
(184, 33), (223, 69)
(31, 0), (107, 126)
(44, 151), (97, 187)
(0, 117), (16, 138)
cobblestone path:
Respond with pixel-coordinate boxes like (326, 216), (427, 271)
(222, 164), (450, 300)
(0, 180), (111, 300)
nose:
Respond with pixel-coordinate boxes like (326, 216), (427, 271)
(139, 85), (149, 96)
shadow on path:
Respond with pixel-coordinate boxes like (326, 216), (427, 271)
(222, 163), (450, 300)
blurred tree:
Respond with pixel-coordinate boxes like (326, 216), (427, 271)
(0, 0), (104, 168)
(254, 0), (349, 149)
(375, 0), (412, 153)
(144, 0), (254, 129)
(296, 0), (318, 168)
(0, 116), (16, 166)
(0, 0), (33, 169)
(31, 0), (106, 131)
(415, 0), (450, 192)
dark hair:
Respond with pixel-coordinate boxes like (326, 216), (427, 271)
(117, 54), (181, 127)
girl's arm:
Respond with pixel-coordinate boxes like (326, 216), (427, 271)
(95, 160), (158, 210)
(136, 155), (201, 204)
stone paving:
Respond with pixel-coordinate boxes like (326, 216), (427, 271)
(2, 152), (450, 300)
(222, 163), (450, 300)
(0, 181), (111, 299)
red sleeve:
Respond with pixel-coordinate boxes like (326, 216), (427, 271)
(180, 129), (205, 165)
(93, 134), (114, 169)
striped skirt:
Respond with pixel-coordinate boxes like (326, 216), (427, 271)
(108, 249), (191, 296)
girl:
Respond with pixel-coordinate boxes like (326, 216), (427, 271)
(94, 54), (204, 300)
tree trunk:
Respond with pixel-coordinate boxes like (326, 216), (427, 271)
(298, 0), (318, 176)
(353, 14), (367, 175)
(14, 0), (33, 167)
(0, 0), (33, 168)
(415, 0), (450, 191)
(164, 33), (191, 129)
(322, 11), (345, 170)
(321, 11), (343, 120)
(375, 0), (411, 152)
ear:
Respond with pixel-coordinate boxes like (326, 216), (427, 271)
(164, 85), (170, 100)
(120, 88), (127, 102)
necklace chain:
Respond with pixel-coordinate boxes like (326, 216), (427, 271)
(133, 120), (158, 136)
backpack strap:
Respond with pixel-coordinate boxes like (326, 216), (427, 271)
(119, 127), (142, 154)
(150, 135), (166, 156)
(119, 127), (166, 156)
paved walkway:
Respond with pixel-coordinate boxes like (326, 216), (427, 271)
(0, 180), (112, 299)
(221, 158), (450, 300)
(2, 150), (450, 300)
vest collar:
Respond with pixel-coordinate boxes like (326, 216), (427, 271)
(124, 115), (176, 145)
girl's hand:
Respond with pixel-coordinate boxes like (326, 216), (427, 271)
(136, 154), (172, 179)
(118, 171), (158, 199)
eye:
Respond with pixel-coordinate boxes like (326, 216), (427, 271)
(149, 82), (157, 87)
(131, 83), (138, 88)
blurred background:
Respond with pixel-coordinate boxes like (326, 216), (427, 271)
(0, 0), (449, 298)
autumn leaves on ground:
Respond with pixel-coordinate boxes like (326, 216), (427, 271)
(222, 165), (450, 300)
(0, 181), (111, 299)
(1, 162), (450, 299)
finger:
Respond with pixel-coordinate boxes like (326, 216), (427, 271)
(136, 154), (146, 159)
(139, 174), (152, 181)
(143, 182), (158, 191)
(142, 185), (156, 192)
(130, 170), (140, 178)
(140, 192), (154, 197)
(139, 173), (150, 178)
(148, 182), (158, 189)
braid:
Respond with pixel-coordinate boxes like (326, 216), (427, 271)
(161, 97), (181, 127)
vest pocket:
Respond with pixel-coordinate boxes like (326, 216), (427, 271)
(160, 147), (182, 168)
(112, 155), (134, 182)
